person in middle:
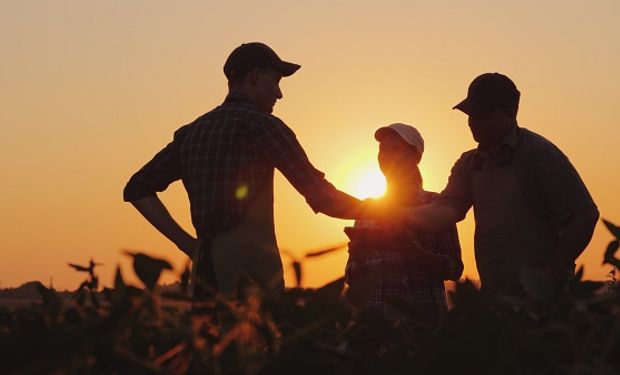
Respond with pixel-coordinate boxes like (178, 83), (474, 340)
(345, 123), (463, 324)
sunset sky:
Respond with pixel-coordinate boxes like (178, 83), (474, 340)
(1, 0), (619, 290)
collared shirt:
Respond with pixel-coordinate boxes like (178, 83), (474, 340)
(345, 191), (463, 322)
(438, 126), (596, 229)
(123, 92), (338, 239)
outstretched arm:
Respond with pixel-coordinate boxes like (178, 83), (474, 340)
(129, 196), (198, 258)
(318, 189), (364, 220)
(254, 116), (365, 219)
(367, 203), (460, 233)
(402, 204), (461, 232)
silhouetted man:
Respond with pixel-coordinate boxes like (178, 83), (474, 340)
(123, 42), (361, 296)
(395, 73), (599, 295)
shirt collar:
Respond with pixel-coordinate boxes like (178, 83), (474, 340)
(223, 92), (262, 111)
(476, 126), (520, 158)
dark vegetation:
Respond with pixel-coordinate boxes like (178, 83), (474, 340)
(1, 220), (619, 374)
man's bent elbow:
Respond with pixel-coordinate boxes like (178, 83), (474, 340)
(576, 204), (600, 224)
(123, 180), (156, 203)
(568, 204), (600, 239)
(123, 180), (137, 202)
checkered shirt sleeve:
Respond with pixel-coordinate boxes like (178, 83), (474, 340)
(123, 129), (184, 201)
(254, 116), (339, 213)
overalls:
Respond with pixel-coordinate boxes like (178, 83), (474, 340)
(191, 183), (284, 297)
(472, 149), (558, 295)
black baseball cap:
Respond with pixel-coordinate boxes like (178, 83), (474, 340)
(223, 42), (301, 80)
(453, 73), (520, 117)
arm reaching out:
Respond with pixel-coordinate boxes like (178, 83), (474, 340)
(254, 116), (365, 219)
(403, 203), (461, 232)
(130, 196), (198, 258)
(318, 189), (365, 220)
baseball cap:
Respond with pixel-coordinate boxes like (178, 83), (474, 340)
(374, 123), (424, 155)
(223, 42), (301, 80)
(453, 73), (520, 117)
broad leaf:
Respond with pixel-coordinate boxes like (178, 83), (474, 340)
(125, 251), (173, 290)
(304, 243), (346, 258)
(602, 219), (620, 240)
(67, 262), (90, 272)
(604, 240), (620, 269)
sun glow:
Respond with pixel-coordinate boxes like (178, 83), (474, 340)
(353, 168), (386, 199)
(332, 149), (387, 200)
(342, 165), (386, 199)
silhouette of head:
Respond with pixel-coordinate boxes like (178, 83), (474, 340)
(453, 73), (520, 146)
(375, 123), (423, 189)
(224, 43), (301, 114)
(453, 73), (520, 118)
(224, 42), (300, 83)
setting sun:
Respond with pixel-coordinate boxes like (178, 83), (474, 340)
(332, 149), (387, 200)
(353, 168), (386, 199)
(341, 165), (386, 199)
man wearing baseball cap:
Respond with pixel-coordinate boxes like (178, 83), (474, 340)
(396, 73), (599, 296)
(123, 42), (362, 297)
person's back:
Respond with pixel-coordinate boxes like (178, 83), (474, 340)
(175, 94), (284, 237)
(170, 95), (281, 293)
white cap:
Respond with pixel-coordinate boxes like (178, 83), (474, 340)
(374, 123), (424, 154)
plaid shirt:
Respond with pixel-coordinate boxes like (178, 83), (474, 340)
(345, 191), (463, 323)
(124, 92), (340, 240)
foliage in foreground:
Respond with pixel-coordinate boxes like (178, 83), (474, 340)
(1, 220), (620, 375)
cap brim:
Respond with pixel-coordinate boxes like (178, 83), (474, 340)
(453, 98), (497, 118)
(374, 127), (397, 142)
(276, 61), (301, 77)
(453, 98), (473, 114)
(375, 126), (423, 154)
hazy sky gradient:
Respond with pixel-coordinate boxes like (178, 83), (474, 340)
(1, 1), (618, 289)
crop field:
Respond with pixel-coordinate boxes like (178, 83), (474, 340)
(1, 220), (619, 375)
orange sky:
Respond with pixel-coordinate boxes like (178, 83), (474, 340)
(1, 1), (619, 290)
